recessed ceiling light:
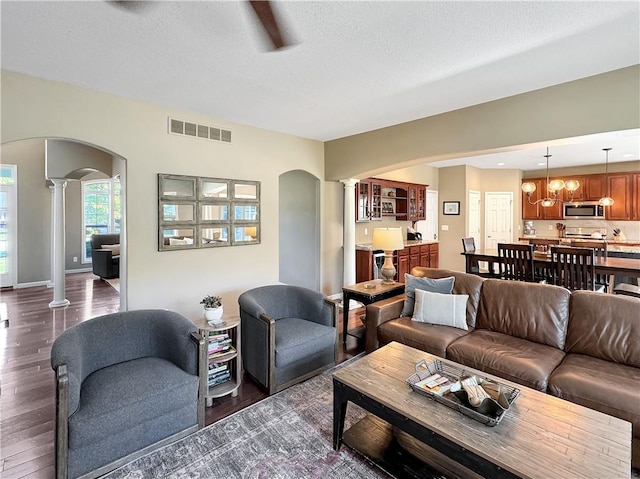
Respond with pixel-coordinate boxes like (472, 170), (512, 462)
(623, 153), (633, 158)
(497, 162), (505, 166)
(537, 162), (546, 166)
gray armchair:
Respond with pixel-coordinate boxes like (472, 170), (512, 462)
(238, 285), (338, 395)
(90, 233), (120, 280)
(50, 310), (206, 479)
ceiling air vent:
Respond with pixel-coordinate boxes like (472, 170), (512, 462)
(168, 117), (232, 144)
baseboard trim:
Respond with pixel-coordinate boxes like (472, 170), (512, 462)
(15, 280), (50, 289)
(16, 270), (95, 289)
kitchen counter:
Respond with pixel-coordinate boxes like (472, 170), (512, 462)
(355, 240), (438, 251)
(518, 237), (640, 253)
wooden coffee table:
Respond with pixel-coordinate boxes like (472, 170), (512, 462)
(333, 342), (632, 479)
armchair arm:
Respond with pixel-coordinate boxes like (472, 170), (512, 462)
(364, 295), (405, 353)
(259, 313), (277, 395)
(190, 332), (206, 429)
(91, 249), (114, 278)
(55, 364), (69, 479)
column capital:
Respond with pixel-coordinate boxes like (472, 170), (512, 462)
(50, 178), (68, 188)
(340, 178), (359, 188)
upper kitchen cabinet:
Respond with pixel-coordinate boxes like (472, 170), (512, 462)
(357, 178), (427, 222)
(522, 171), (638, 221)
(522, 179), (543, 220)
(562, 176), (585, 202)
(606, 173), (632, 220)
(356, 180), (370, 222)
(632, 173), (640, 221)
(407, 185), (427, 222)
(583, 175), (606, 201)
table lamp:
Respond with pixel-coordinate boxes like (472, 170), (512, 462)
(372, 227), (404, 284)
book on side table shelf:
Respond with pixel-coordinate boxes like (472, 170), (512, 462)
(192, 315), (242, 407)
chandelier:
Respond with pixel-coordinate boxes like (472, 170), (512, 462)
(521, 147), (579, 207)
(599, 148), (614, 206)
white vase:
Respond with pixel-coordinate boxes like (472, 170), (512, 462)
(204, 306), (223, 322)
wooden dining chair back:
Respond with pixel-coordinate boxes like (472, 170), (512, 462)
(498, 243), (535, 282)
(569, 240), (609, 292)
(528, 238), (561, 249)
(550, 246), (599, 291)
(527, 238), (560, 282)
(461, 237), (476, 252)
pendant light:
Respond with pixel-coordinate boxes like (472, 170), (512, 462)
(599, 148), (614, 206)
(522, 147), (579, 206)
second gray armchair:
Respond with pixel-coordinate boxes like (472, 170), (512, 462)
(238, 285), (338, 395)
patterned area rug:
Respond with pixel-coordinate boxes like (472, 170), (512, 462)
(103, 361), (392, 479)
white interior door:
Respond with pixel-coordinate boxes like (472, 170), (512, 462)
(417, 189), (438, 240)
(468, 190), (481, 250)
(485, 192), (513, 250)
(0, 165), (17, 288)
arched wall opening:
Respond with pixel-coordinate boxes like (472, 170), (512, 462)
(278, 170), (320, 290)
(0, 137), (127, 310)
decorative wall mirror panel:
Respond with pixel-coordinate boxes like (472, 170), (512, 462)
(159, 174), (260, 251)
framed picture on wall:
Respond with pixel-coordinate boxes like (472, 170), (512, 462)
(443, 201), (460, 215)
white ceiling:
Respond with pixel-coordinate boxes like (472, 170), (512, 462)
(1, 1), (639, 169)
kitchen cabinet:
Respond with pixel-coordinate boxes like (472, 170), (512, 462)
(355, 249), (374, 283)
(429, 243), (439, 268)
(394, 243), (439, 280)
(356, 181), (370, 222)
(632, 173), (640, 221)
(606, 173), (632, 220)
(396, 248), (409, 281)
(562, 176), (585, 202)
(584, 175), (605, 201)
(541, 179), (564, 220)
(523, 172), (637, 221)
(522, 179), (543, 220)
(356, 179), (383, 221)
(417, 186), (426, 220)
(357, 178), (427, 222)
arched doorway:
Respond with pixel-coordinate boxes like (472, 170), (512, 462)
(278, 170), (320, 290)
(0, 138), (127, 310)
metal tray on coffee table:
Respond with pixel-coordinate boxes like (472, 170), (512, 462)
(407, 359), (521, 427)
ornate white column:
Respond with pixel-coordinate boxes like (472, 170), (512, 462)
(341, 179), (358, 286)
(49, 179), (70, 308)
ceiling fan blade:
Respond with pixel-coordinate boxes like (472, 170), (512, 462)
(248, 1), (289, 50)
(109, 1), (153, 13)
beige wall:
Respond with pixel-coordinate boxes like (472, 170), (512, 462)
(325, 66), (640, 181)
(1, 70), (329, 316)
(523, 160), (640, 178)
(1, 140), (51, 283)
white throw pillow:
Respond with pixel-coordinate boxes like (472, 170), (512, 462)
(412, 289), (469, 330)
(101, 244), (121, 255)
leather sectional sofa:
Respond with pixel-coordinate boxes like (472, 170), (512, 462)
(365, 267), (640, 467)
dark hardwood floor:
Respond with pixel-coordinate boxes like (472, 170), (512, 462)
(0, 273), (365, 478)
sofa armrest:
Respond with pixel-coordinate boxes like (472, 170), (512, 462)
(365, 295), (405, 353)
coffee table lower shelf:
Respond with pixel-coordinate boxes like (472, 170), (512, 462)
(343, 414), (452, 479)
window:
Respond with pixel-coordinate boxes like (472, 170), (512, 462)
(82, 178), (121, 262)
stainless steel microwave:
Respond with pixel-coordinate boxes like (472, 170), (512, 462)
(563, 202), (605, 219)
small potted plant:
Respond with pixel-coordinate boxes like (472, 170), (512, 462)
(201, 294), (223, 323)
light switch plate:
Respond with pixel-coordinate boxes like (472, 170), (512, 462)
(441, 225), (449, 231)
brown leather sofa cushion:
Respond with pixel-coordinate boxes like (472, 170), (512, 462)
(548, 354), (640, 440)
(378, 318), (471, 359)
(566, 291), (640, 368)
(410, 267), (484, 328)
(446, 330), (566, 391)
(476, 280), (570, 350)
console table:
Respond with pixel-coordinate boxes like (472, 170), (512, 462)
(341, 281), (404, 344)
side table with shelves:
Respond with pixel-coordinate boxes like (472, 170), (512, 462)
(193, 315), (242, 407)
